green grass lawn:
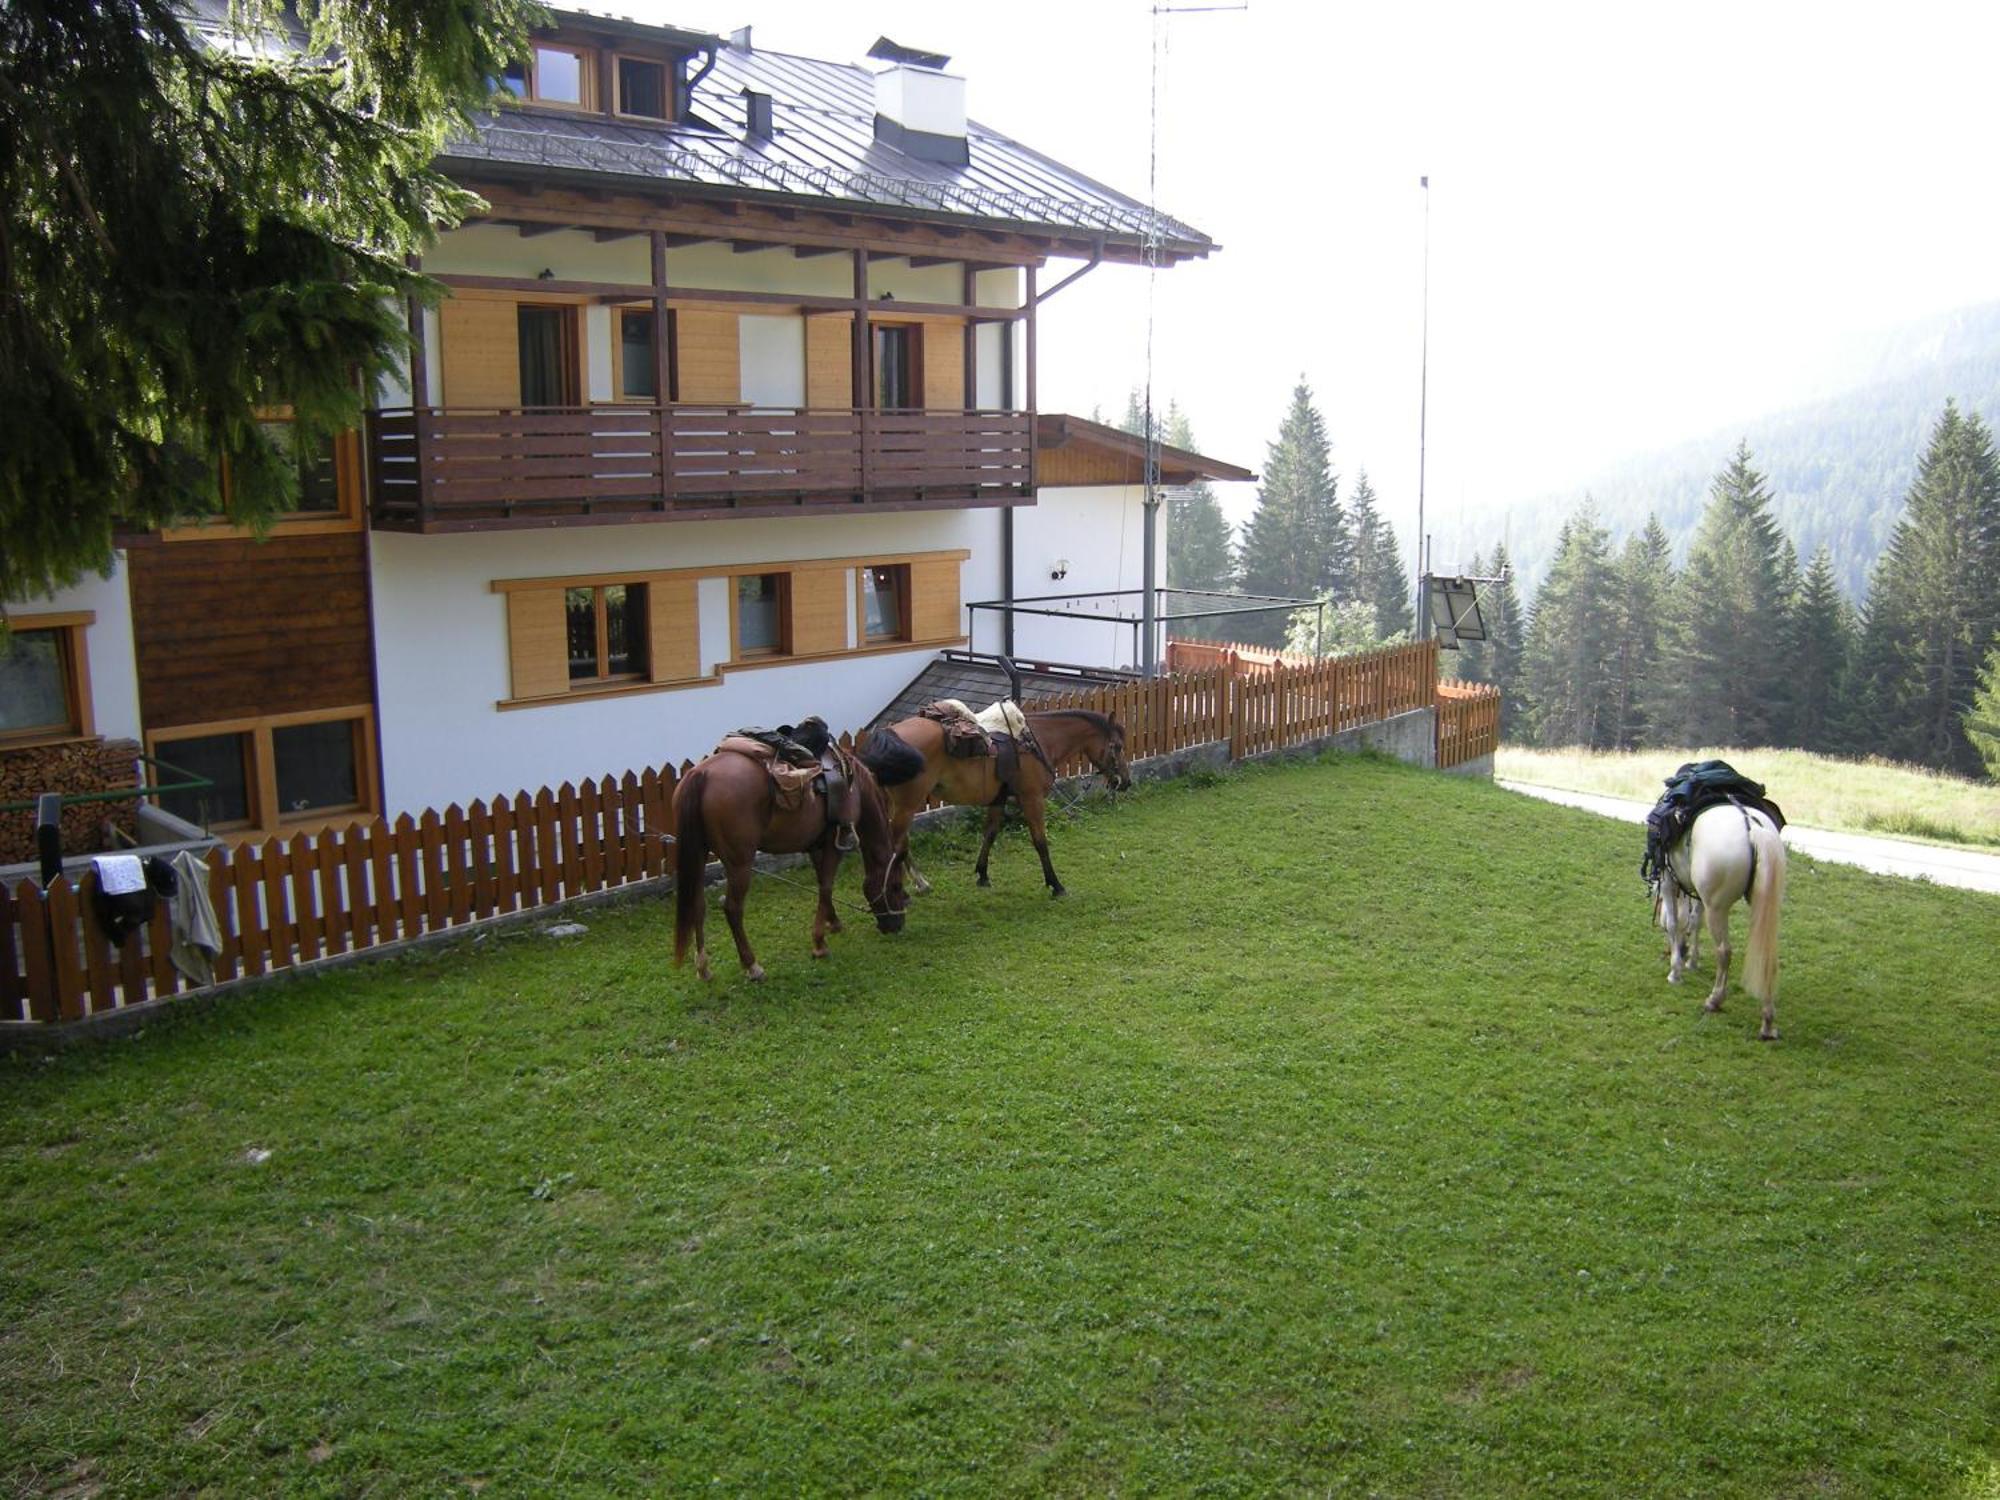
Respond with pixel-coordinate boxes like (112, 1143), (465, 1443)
(1499, 743), (2000, 849)
(4, 756), (1999, 1497)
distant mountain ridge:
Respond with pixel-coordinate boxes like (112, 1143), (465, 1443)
(1502, 301), (2000, 598)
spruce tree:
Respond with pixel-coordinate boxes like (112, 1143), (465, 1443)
(1517, 504), (1617, 748)
(1966, 644), (2000, 780)
(1779, 545), (1857, 751)
(1238, 379), (1341, 644)
(1604, 517), (1675, 749)
(1651, 443), (1793, 746)
(1854, 402), (2000, 775)
(1349, 470), (1413, 640)
(2, 0), (537, 598)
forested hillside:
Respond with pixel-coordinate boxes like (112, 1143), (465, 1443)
(1507, 303), (2000, 597)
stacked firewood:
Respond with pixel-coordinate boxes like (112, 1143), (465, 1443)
(0, 738), (141, 867)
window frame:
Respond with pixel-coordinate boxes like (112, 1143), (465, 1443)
(729, 572), (792, 661)
(564, 582), (650, 688)
(856, 563), (913, 645)
(612, 53), (673, 122)
(871, 322), (923, 410)
(609, 306), (675, 403)
(0, 612), (94, 747)
(167, 410), (361, 541)
(146, 706), (378, 839)
(507, 41), (597, 110)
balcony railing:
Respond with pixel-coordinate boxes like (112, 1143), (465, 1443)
(365, 405), (1035, 531)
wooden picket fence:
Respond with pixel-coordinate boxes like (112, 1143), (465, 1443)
(2, 639), (1451, 1027)
(1435, 679), (1502, 769)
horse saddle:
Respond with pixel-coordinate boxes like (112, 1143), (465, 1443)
(1640, 759), (1786, 889)
(918, 699), (994, 758)
(715, 724), (860, 851)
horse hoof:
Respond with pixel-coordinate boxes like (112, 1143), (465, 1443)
(747, 963), (767, 982)
(811, 947), (829, 960)
(1049, 886), (1067, 899)
(1703, 997), (1724, 1013)
(1759, 1028), (1779, 1042)
(695, 958), (713, 982)
(1667, 972), (1682, 986)
(976, 874), (990, 888)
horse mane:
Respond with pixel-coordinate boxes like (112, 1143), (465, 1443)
(857, 726), (928, 787)
(1028, 708), (1119, 736)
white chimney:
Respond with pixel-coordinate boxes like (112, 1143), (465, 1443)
(867, 40), (968, 165)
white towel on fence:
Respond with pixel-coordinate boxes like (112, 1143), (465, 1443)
(167, 849), (222, 987)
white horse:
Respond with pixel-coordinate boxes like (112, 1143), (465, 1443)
(1656, 803), (1788, 1040)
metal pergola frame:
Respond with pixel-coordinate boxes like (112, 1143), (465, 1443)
(965, 588), (1327, 671)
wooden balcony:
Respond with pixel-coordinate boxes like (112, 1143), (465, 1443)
(365, 405), (1035, 532)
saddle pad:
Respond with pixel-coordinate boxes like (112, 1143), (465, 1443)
(975, 700), (1029, 739)
(714, 737), (821, 810)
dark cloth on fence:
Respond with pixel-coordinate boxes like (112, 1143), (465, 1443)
(1641, 759), (1787, 888)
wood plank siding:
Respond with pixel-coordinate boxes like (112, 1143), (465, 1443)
(128, 532), (377, 731)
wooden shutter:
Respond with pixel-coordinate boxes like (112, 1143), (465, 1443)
(788, 568), (849, 656)
(804, 314), (854, 407)
(922, 323), (965, 410)
(675, 309), (741, 404)
(506, 588), (570, 700)
(440, 297), (522, 408)
(645, 578), (700, 683)
(909, 557), (963, 642)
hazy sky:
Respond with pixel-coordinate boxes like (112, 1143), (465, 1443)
(619, 0), (2000, 570)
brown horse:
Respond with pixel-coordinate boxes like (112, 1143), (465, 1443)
(671, 737), (923, 980)
(860, 708), (1131, 899)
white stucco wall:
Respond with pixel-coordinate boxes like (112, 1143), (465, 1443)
(991, 485), (1167, 671)
(6, 557), (143, 743)
(369, 509), (1006, 813)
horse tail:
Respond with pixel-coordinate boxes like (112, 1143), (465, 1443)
(1742, 817), (1786, 1006)
(672, 765), (710, 968)
(858, 727), (927, 788)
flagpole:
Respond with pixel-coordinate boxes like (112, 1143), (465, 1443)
(1414, 174), (1430, 642)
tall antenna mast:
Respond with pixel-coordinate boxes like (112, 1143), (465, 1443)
(1140, 2), (1247, 677)
(1415, 173), (1431, 641)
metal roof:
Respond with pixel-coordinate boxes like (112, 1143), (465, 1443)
(441, 23), (1213, 258)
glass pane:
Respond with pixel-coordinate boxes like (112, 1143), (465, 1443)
(873, 327), (913, 409)
(156, 733), (250, 827)
(535, 46), (583, 104)
(274, 720), (359, 816)
(518, 307), (572, 407)
(604, 584), (646, 676)
(0, 631), (70, 733)
(620, 312), (657, 399)
(618, 57), (667, 118)
(501, 61), (529, 98)
(737, 575), (781, 653)
(566, 587), (598, 680)
(258, 420), (338, 514)
(863, 567), (904, 639)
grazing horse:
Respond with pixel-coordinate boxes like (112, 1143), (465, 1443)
(671, 737), (922, 980)
(860, 708), (1131, 899)
(1656, 803), (1788, 1039)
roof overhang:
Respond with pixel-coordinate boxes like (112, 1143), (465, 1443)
(541, 8), (722, 53)
(1035, 413), (1254, 486)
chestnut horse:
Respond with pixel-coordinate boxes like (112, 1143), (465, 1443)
(671, 738), (922, 980)
(859, 708), (1131, 899)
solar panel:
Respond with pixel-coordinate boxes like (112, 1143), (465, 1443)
(1426, 576), (1488, 646)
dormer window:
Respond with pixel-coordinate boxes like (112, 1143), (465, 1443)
(616, 56), (669, 121)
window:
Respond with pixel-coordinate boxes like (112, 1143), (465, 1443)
(616, 56), (669, 120)
(616, 309), (666, 401)
(182, 416), (356, 536)
(155, 732), (253, 829)
(734, 574), (789, 657)
(872, 325), (919, 409)
(565, 583), (649, 685)
(0, 618), (91, 744)
(151, 709), (375, 836)
(257, 419), (340, 514)
(859, 564), (910, 643)
(518, 305), (579, 406)
(504, 44), (593, 107)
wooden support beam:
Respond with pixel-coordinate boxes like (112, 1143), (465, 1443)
(866, 250), (904, 263)
(517, 223), (566, 239)
(909, 255), (956, 268)
(962, 264), (978, 408)
(593, 228), (642, 243)
(651, 231), (673, 493)
(731, 240), (775, 255)
(793, 245), (846, 259)
(852, 249), (870, 495)
(1024, 264), (1037, 493)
